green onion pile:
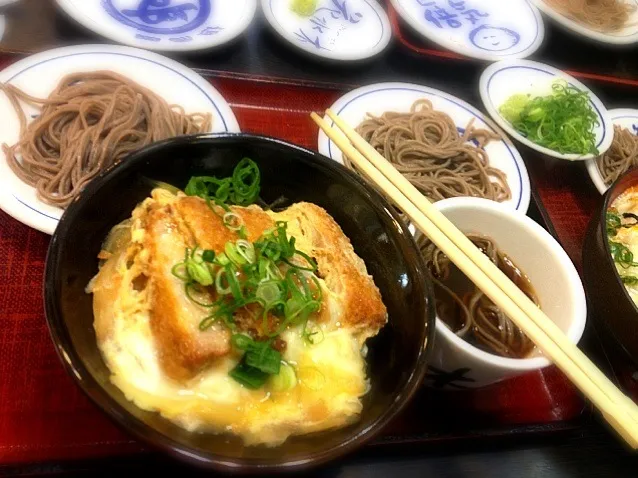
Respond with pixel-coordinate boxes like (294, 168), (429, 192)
(499, 80), (600, 156)
(169, 159), (323, 390)
(606, 210), (638, 285)
(290, 0), (318, 16)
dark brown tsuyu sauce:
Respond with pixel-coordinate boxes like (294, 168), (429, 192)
(423, 235), (540, 359)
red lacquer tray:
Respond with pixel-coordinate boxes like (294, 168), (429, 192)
(0, 61), (634, 468)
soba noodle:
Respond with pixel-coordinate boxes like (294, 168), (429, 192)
(596, 125), (638, 186)
(1, 71), (212, 208)
(544, 0), (637, 33)
(420, 233), (538, 359)
(354, 99), (511, 203)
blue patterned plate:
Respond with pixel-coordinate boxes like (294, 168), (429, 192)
(586, 109), (638, 194)
(56, 0), (257, 51)
(317, 82), (531, 213)
(261, 0), (392, 61)
(389, 0), (545, 61)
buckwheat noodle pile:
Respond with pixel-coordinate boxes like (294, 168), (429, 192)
(419, 233), (538, 359)
(1, 71), (212, 208)
(354, 99), (511, 203)
(544, 0), (637, 33)
(596, 125), (638, 186)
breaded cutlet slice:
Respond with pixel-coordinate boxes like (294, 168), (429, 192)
(93, 191), (387, 383)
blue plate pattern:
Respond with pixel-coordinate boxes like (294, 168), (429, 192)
(389, 0), (545, 61)
(102, 0), (222, 43)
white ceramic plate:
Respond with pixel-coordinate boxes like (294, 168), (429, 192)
(586, 109), (638, 195)
(261, 0), (391, 61)
(317, 82), (531, 213)
(0, 44), (240, 236)
(479, 59), (614, 161)
(388, 0), (545, 61)
(531, 0), (638, 45)
(56, 0), (257, 51)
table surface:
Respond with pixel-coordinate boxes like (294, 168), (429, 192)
(1, 1), (638, 476)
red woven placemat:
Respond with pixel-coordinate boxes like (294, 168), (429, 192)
(0, 74), (599, 466)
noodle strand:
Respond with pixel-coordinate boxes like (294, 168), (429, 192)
(1, 70), (212, 208)
(354, 99), (512, 204)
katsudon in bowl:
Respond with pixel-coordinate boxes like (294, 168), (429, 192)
(44, 134), (434, 471)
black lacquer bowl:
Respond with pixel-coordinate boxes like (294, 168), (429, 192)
(583, 168), (638, 366)
(44, 134), (435, 473)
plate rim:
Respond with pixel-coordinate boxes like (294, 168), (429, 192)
(0, 44), (240, 236)
(530, 0), (638, 45)
(387, 0), (546, 61)
(479, 59), (614, 161)
(55, 0), (258, 52)
(586, 108), (638, 195)
(316, 81), (531, 214)
(260, 0), (392, 61)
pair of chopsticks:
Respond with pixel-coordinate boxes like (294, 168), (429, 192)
(311, 109), (638, 449)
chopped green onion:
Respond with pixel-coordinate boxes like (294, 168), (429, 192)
(236, 239), (256, 264)
(303, 323), (324, 345)
(245, 344), (281, 375)
(231, 333), (254, 351)
(186, 260), (213, 286)
(225, 242), (247, 265)
(607, 212), (622, 236)
(609, 241), (638, 268)
(229, 359), (269, 389)
(269, 362), (297, 392)
(499, 80), (599, 155)
(216, 252), (230, 266)
(185, 283), (215, 307)
(622, 275), (638, 285)
(199, 314), (218, 331)
(173, 168), (326, 390)
(202, 250), (216, 263)
(185, 158), (261, 211)
(215, 268), (232, 295)
(229, 334), (282, 376)
(170, 263), (190, 282)
(256, 281), (283, 305)
(230, 157), (261, 206)
(225, 264), (243, 300)
(223, 212), (243, 231)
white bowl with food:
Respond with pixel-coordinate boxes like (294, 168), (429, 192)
(318, 82), (531, 213)
(530, 0), (638, 46)
(479, 59), (614, 161)
(0, 44), (239, 236)
(420, 196), (587, 389)
(586, 108), (638, 194)
(44, 134), (435, 472)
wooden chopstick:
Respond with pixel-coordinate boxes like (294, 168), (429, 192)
(322, 109), (638, 421)
(311, 111), (638, 449)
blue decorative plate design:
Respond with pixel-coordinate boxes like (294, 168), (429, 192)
(56, 0), (257, 51)
(389, 0), (545, 61)
(262, 0), (392, 61)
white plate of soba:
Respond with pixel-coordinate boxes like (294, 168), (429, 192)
(586, 108), (638, 194)
(317, 82), (531, 213)
(0, 44), (239, 236)
(530, 0), (638, 45)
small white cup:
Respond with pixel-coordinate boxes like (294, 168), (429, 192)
(423, 197), (587, 389)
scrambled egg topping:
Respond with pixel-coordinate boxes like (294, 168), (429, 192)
(88, 189), (387, 446)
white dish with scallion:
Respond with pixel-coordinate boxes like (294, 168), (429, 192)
(479, 59), (614, 161)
